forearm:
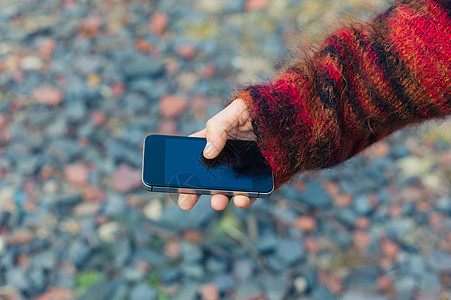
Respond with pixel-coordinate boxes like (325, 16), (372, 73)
(234, 0), (451, 188)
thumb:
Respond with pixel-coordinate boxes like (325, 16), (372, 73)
(203, 119), (228, 159)
(203, 100), (244, 159)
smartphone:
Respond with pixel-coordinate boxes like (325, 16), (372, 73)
(142, 134), (274, 197)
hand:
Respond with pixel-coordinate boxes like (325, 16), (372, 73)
(177, 99), (258, 211)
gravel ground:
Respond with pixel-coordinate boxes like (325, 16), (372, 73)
(0, 0), (451, 299)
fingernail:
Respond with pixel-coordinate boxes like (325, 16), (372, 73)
(204, 142), (213, 157)
(178, 195), (192, 210)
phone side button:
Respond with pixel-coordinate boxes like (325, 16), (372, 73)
(152, 187), (169, 193)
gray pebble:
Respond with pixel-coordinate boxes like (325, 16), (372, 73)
(122, 56), (165, 78)
(129, 284), (157, 300)
(427, 250), (451, 272)
(274, 239), (305, 267)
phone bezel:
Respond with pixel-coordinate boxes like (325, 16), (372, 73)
(141, 134), (274, 197)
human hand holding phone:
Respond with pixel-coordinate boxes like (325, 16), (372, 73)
(178, 99), (262, 211)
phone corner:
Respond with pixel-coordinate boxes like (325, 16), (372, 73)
(259, 183), (275, 198)
(141, 180), (153, 192)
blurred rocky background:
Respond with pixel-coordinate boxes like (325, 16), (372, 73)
(0, 0), (451, 299)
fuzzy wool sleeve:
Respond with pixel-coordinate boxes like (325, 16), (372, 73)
(233, 0), (451, 189)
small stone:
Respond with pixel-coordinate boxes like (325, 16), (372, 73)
(176, 44), (197, 59)
(164, 240), (181, 259)
(274, 240), (305, 267)
(111, 82), (126, 99)
(235, 281), (263, 300)
(149, 12), (169, 36)
(427, 250), (451, 272)
(294, 276), (308, 294)
(54, 269), (75, 289)
(260, 274), (289, 300)
(79, 16), (103, 38)
(130, 284), (157, 300)
(40, 38), (56, 60)
(205, 257), (227, 273)
(335, 207), (358, 227)
(6, 268), (30, 292)
(135, 39), (155, 53)
(33, 288), (74, 300)
(355, 217), (370, 229)
(33, 85), (63, 106)
(111, 164), (141, 193)
(386, 219), (414, 241)
(199, 283), (219, 300)
(6, 229), (34, 245)
(381, 239), (399, 258)
(143, 199), (162, 221)
(181, 242), (203, 262)
(296, 181), (332, 208)
(214, 274), (235, 293)
(122, 56), (165, 78)
(29, 268), (46, 294)
(293, 215), (317, 232)
(98, 221), (120, 243)
(65, 163), (90, 185)
(233, 259), (254, 281)
(172, 282), (199, 300)
(353, 231), (372, 252)
(158, 119), (178, 135)
(112, 237), (131, 267)
(82, 185), (106, 202)
(304, 237), (320, 254)
(191, 95), (209, 119)
(68, 239), (92, 268)
(159, 94), (188, 118)
(372, 141), (390, 157)
(347, 266), (378, 290)
(377, 275), (394, 293)
(271, 206), (298, 224)
(395, 277), (415, 300)
(0, 236), (6, 255)
(41, 194), (82, 209)
(254, 232), (277, 253)
(74, 56), (102, 75)
(20, 55), (43, 71)
(182, 263), (205, 279)
(65, 101), (87, 122)
(33, 251), (58, 270)
(87, 73), (101, 87)
(105, 138), (142, 167)
(352, 194), (372, 215)
(245, 0), (268, 11)
(200, 62), (216, 79)
(159, 268), (180, 283)
(74, 202), (101, 217)
(78, 282), (111, 300)
(103, 194), (127, 218)
(90, 111), (107, 126)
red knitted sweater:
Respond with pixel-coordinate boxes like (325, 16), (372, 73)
(233, 0), (451, 189)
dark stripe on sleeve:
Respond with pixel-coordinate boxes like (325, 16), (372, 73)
(317, 70), (340, 111)
(369, 38), (434, 119)
(352, 31), (401, 123)
(323, 37), (368, 123)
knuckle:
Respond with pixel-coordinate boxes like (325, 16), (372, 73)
(206, 119), (215, 129)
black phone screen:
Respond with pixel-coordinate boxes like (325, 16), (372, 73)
(143, 135), (273, 193)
